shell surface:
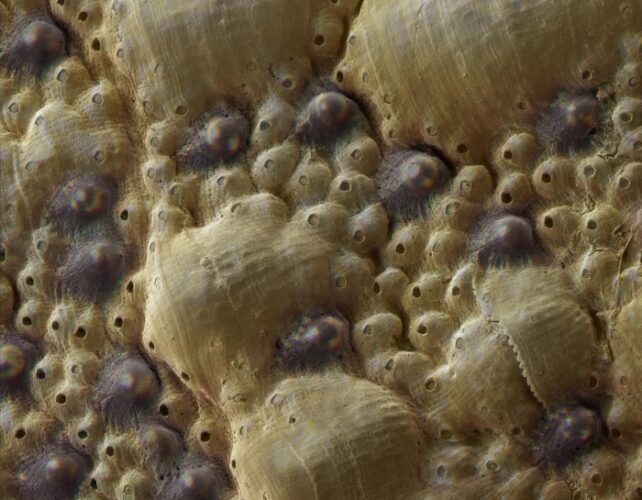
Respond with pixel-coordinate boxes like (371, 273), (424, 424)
(0, 0), (640, 498)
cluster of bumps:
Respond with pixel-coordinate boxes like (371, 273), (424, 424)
(0, 0), (642, 499)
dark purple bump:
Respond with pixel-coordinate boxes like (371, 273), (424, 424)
(2, 20), (66, 76)
(533, 405), (602, 469)
(298, 92), (358, 144)
(536, 92), (598, 153)
(199, 116), (249, 162)
(138, 420), (184, 475)
(19, 447), (91, 500)
(97, 354), (160, 427)
(0, 334), (38, 395)
(477, 215), (534, 266)
(57, 241), (126, 299)
(378, 152), (451, 218)
(49, 176), (114, 230)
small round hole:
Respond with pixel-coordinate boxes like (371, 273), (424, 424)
(412, 287), (421, 298)
(313, 34), (325, 46)
(353, 230), (365, 242)
(148, 342), (155, 350)
(395, 243), (405, 254)
(55, 393), (67, 404)
(486, 461), (498, 471)
(620, 111), (633, 123)
(159, 404), (169, 416)
(91, 39), (100, 51)
(335, 276), (346, 288)
(120, 210), (129, 221)
(619, 177), (631, 189)
(581, 70), (593, 80)
(114, 317), (123, 328)
(259, 120), (270, 131)
(78, 429), (88, 439)
(424, 378), (436, 391)
(541, 173), (552, 183)
(231, 460), (237, 469)
(373, 282), (381, 294)
(181, 372), (190, 382)
(105, 446), (114, 457)
(500, 192), (512, 204)
(339, 180), (351, 191)
(336, 71), (344, 83)
(511, 426), (522, 436)
(288, 416), (297, 424)
(544, 216), (554, 228)
(14, 428), (26, 439)
(583, 165), (595, 177)
(384, 359), (394, 370)
(281, 78), (293, 89)
(36, 368), (46, 380)
(75, 327), (86, 338)
(307, 214), (319, 226)
(51, 321), (59, 331)
(78, 11), (88, 20)
(175, 105), (187, 115)
(587, 219), (597, 230)
(503, 150), (512, 160)
(417, 324), (427, 335)
(456, 144), (468, 154)
(25, 276), (34, 286)
(90, 479), (97, 489)
(200, 431), (211, 442)
(436, 465), (446, 477)
(589, 375), (598, 388)
(591, 473), (602, 484)
(22, 317), (32, 326)
(451, 286), (460, 296)
(126, 281), (134, 292)
(440, 429), (453, 440)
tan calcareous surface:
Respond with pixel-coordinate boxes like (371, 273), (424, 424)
(1, 0), (642, 499)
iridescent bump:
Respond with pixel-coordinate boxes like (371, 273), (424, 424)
(476, 215), (535, 266)
(49, 176), (114, 230)
(533, 405), (602, 469)
(0, 335), (38, 395)
(138, 421), (183, 475)
(536, 92), (598, 152)
(1, 20), (66, 76)
(277, 313), (350, 370)
(57, 241), (126, 299)
(377, 152), (451, 218)
(97, 354), (160, 427)
(298, 91), (358, 143)
(179, 112), (249, 169)
(19, 447), (91, 500)
(158, 462), (225, 500)
(201, 116), (249, 161)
